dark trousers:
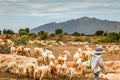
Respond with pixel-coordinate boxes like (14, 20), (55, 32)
(94, 71), (99, 80)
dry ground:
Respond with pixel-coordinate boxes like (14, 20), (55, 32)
(0, 42), (120, 80)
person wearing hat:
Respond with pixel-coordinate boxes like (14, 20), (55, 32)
(91, 46), (107, 80)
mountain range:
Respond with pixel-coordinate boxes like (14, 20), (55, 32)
(30, 17), (120, 34)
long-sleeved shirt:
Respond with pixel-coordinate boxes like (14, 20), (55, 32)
(91, 54), (106, 73)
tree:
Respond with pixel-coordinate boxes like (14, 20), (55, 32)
(0, 30), (1, 34)
(40, 32), (48, 40)
(25, 28), (29, 33)
(49, 32), (56, 37)
(55, 29), (63, 34)
(29, 33), (37, 40)
(19, 30), (28, 36)
(95, 30), (104, 36)
(104, 31), (109, 36)
(64, 32), (68, 35)
(72, 32), (80, 36)
(19, 28), (29, 36)
(95, 32), (120, 43)
(3, 29), (15, 34)
(38, 31), (45, 35)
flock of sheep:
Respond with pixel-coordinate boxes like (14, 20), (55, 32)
(0, 39), (120, 80)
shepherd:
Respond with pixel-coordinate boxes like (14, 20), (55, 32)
(91, 46), (107, 80)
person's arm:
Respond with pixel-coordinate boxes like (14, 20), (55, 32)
(98, 57), (107, 74)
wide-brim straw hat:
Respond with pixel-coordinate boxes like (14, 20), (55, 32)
(94, 46), (105, 55)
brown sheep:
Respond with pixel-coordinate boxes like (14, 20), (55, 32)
(26, 63), (35, 78)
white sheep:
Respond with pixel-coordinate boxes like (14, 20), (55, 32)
(10, 46), (16, 55)
(66, 67), (75, 80)
(73, 51), (80, 61)
(63, 50), (70, 57)
(6, 39), (14, 47)
(7, 61), (17, 74)
(61, 62), (67, 75)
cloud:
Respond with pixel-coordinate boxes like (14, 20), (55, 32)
(0, 1), (120, 14)
(0, 0), (120, 18)
(29, 12), (60, 16)
(0, 0), (120, 31)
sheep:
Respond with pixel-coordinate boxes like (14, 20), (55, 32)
(18, 64), (26, 78)
(78, 48), (82, 53)
(47, 50), (55, 62)
(113, 46), (119, 55)
(40, 41), (47, 47)
(70, 42), (79, 46)
(81, 61), (87, 75)
(6, 39), (14, 47)
(6, 61), (17, 74)
(28, 40), (34, 45)
(24, 47), (31, 57)
(58, 54), (64, 65)
(51, 42), (59, 46)
(73, 51), (80, 61)
(33, 47), (43, 57)
(58, 41), (65, 46)
(0, 40), (5, 46)
(66, 67), (75, 80)
(16, 45), (25, 55)
(10, 46), (16, 55)
(106, 47), (113, 55)
(85, 50), (93, 61)
(56, 64), (62, 75)
(61, 62), (67, 76)
(75, 58), (82, 67)
(26, 63), (35, 78)
(0, 39), (3, 42)
(34, 66), (45, 80)
(62, 54), (68, 63)
(37, 56), (44, 66)
(34, 65), (50, 80)
(63, 50), (70, 57)
(48, 60), (58, 78)
(75, 58), (84, 74)
(49, 60), (55, 68)
(50, 65), (57, 78)
(41, 51), (48, 62)
(104, 61), (120, 73)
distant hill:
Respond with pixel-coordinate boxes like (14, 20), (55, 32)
(30, 17), (120, 34)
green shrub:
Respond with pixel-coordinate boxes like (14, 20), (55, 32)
(55, 28), (63, 34)
(40, 32), (48, 40)
(74, 38), (83, 42)
(49, 32), (56, 38)
(29, 33), (37, 40)
(72, 32), (80, 36)
(56, 38), (62, 43)
(95, 37), (107, 44)
(59, 33), (64, 38)
(95, 32), (120, 43)
(13, 35), (29, 44)
(83, 37), (90, 42)
(94, 30), (104, 36)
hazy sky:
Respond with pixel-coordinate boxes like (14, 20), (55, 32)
(0, 0), (120, 32)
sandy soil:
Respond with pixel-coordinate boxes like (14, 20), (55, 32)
(0, 43), (120, 80)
